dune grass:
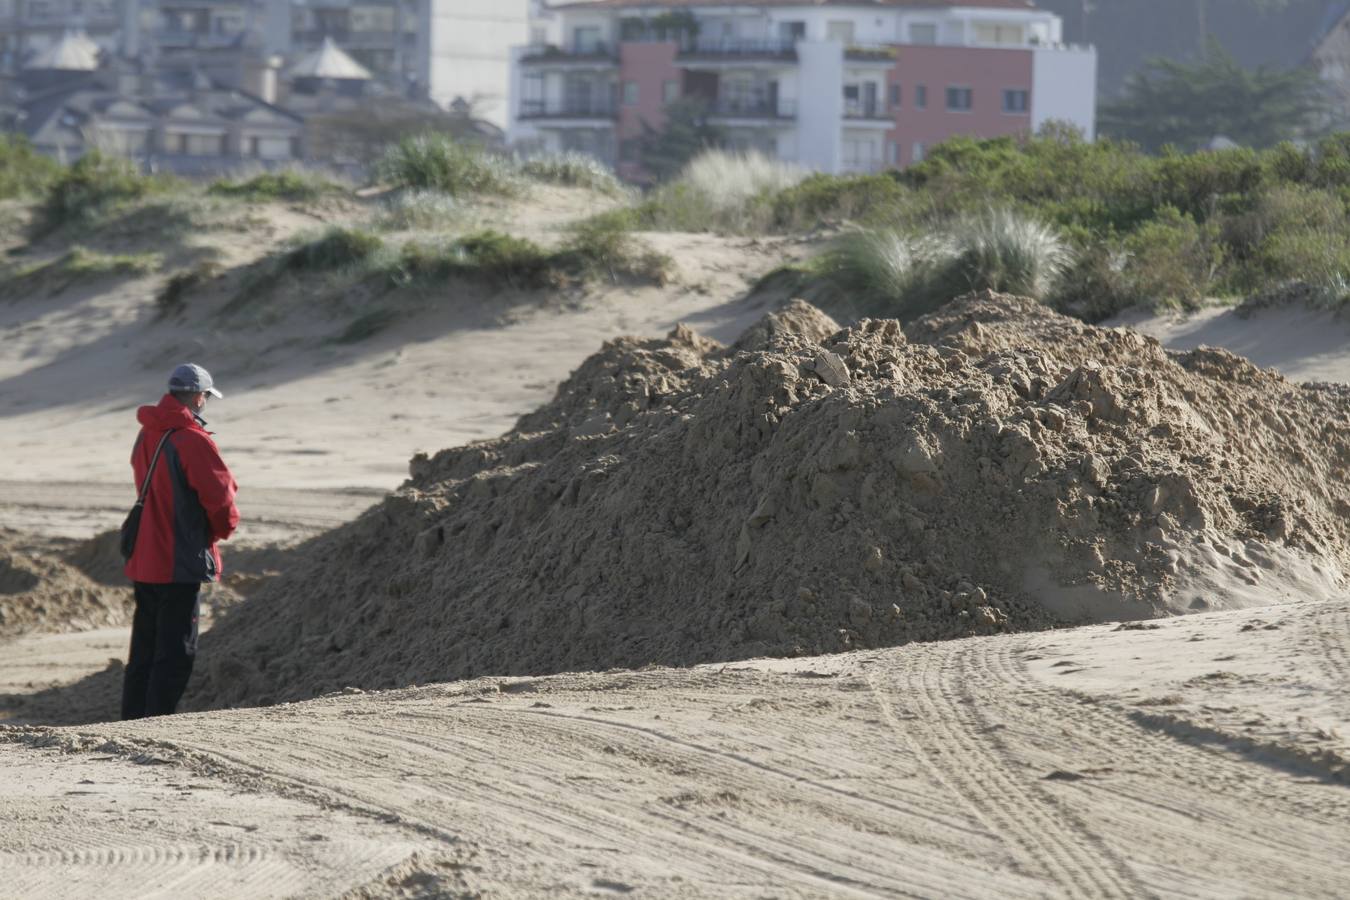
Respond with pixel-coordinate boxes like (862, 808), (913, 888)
(789, 209), (1072, 320)
(376, 134), (521, 197)
(518, 152), (628, 196)
(208, 170), (349, 203)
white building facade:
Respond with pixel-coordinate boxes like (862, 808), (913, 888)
(511, 0), (1096, 177)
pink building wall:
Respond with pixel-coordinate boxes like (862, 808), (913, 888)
(886, 45), (1033, 167)
(617, 41), (680, 181)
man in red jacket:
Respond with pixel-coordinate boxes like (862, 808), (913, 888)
(122, 363), (239, 719)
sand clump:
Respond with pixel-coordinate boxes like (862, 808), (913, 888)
(0, 529), (131, 638)
(190, 293), (1350, 710)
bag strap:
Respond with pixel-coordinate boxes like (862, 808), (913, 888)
(134, 429), (176, 507)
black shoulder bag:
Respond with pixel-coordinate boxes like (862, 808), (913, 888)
(120, 429), (175, 561)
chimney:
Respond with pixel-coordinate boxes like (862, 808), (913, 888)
(243, 54), (282, 104)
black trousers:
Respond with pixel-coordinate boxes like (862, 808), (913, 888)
(121, 582), (201, 720)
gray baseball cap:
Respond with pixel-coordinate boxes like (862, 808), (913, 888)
(168, 363), (223, 398)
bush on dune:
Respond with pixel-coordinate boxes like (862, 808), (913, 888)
(283, 226), (387, 272)
(37, 151), (174, 234)
(208, 170), (348, 203)
(0, 135), (60, 199)
(518, 152), (627, 196)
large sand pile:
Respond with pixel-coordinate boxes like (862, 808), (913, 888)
(191, 293), (1350, 709)
(0, 529), (130, 638)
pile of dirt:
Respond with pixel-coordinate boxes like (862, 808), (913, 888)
(190, 293), (1350, 710)
(0, 529), (132, 638)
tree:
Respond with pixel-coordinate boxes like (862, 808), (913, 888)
(1099, 38), (1324, 152)
(634, 98), (725, 182)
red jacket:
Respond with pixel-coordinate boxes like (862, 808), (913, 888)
(124, 395), (239, 584)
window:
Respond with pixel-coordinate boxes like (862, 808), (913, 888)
(946, 86), (972, 111)
(912, 142), (925, 163)
(622, 81), (638, 106)
(888, 141), (898, 165)
(909, 22), (937, 44)
(1002, 89), (1029, 113)
(888, 83), (901, 108)
(529, 26), (546, 47)
(974, 23), (1023, 45)
(248, 136), (292, 159)
(523, 72), (544, 101)
(914, 84), (927, 109)
(103, 128), (149, 155)
(572, 25), (601, 52)
(563, 73), (595, 112)
(663, 80), (680, 103)
(778, 21), (805, 40)
(826, 21), (855, 43)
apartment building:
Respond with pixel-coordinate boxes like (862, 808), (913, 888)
(510, 0), (1096, 176)
(0, 0), (528, 129)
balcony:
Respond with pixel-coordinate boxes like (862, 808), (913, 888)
(843, 100), (890, 122)
(845, 44), (897, 64)
(292, 29), (415, 49)
(520, 43), (619, 67)
(519, 99), (618, 122)
(678, 39), (797, 65)
(705, 98), (796, 121)
(154, 29), (249, 50)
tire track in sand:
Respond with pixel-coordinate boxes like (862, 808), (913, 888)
(871, 640), (1142, 899)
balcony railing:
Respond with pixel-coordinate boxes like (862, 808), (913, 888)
(519, 99), (618, 120)
(155, 29), (248, 49)
(677, 39), (797, 62)
(706, 98), (797, 119)
(520, 43), (619, 65)
(843, 101), (890, 121)
(845, 44), (897, 63)
(292, 29), (415, 49)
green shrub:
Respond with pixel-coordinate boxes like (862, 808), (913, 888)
(560, 219), (672, 284)
(0, 135), (60, 199)
(391, 226), (670, 290)
(62, 245), (161, 277)
(283, 226), (386, 271)
(1048, 243), (1136, 323)
(518, 152), (627, 196)
(392, 231), (552, 289)
(767, 172), (910, 231)
(376, 134), (519, 196)
(208, 170), (347, 202)
(1121, 207), (1223, 310)
(39, 151), (169, 232)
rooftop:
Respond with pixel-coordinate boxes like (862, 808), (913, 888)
(287, 37), (373, 81)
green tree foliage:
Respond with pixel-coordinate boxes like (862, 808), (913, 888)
(1100, 38), (1323, 152)
(635, 98), (725, 183)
